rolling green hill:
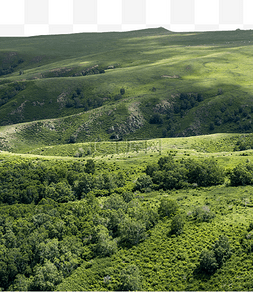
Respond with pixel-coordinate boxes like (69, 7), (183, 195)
(1, 27), (253, 152)
(1, 28), (253, 291)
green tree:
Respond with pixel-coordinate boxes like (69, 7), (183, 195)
(118, 264), (142, 291)
(103, 194), (127, 211)
(120, 88), (125, 95)
(199, 249), (218, 274)
(94, 225), (117, 257)
(134, 174), (153, 192)
(170, 214), (185, 235)
(32, 260), (63, 291)
(85, 159), (95, 174)
(158, 198), (178, 218)
(8, 274), (32, 291)
(213, 235), (232, 267)
(119, 216), (146, 246)
(229, 162), (253, 186)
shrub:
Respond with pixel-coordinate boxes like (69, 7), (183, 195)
(158, 198), (178, 218)
(199, 249), (218, 274)
(122, 191), (134, 203)
(118, 216), (146, 246)
(170, 214), (185, 235)
(213, 235), (232, 267)
(120, 88), (125, 95)
(191, 206), (216, 222)
(199, 235), (231, 274)
(149, 113), (163, 124)
(94, 225), (118, 257)
(118, 264), (142, 291)
(230, 162), (253, 186)
(186, 158), (225, 187)
(134, 175), (153, 192)
(85, 159), (95, 174)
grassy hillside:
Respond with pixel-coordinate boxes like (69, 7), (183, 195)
(1, 28), (253, 149)
(2, 28), (253, 291)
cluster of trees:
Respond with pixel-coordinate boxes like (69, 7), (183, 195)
(234, 137), (253, 151)
(0, 82), (26, 107)
(0, 184), (163, 290)
(229, 161), (253, 186)
(65, 87), (104, 110)
(198, 235), (232, 274)
(137, 156), (225, 191)
(211, 105), (253, 132)
(0, 197), (96, 290)
(135, 155), (253, 191)
(173, 93), (203, 116)
(80, 66), (105, 77)
(66, 87), (125, 110)
(0, 58), (24, 76)
(0, 158), (128, 205)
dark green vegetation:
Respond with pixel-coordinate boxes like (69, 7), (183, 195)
(1, 28), (253, 291)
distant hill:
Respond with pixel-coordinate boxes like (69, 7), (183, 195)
(1, 27), (253, 152)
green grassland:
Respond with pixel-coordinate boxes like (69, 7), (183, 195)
(2, 28), (253, 291)
(1, 28), (253, 149)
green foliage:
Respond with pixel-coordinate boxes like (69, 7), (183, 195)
(170, 213), (185, 235)
(199, 235), (232, 274)
(134, 174), (153, 192)
(118, 264), (142, 291)
(185, 158), (225, 187)
(149, 113), (163, 124)
(85, 159), (95, 174)
(94, 225), (118, 257)
(229, 161), (253, 186)
(119, 216), (147, 246)
(158, 198), (179, 218)
(120, 88), (125, 95)
(189, 205), (216, 222)
(213, 235), (232, 267)
(32, 260), (63, 291)
(199, 249), (218, 274)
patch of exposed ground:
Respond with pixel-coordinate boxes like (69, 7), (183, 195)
(154, 100), (171, 114)
(161, 75), (179, 78)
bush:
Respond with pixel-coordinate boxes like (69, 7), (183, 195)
(230, 162), (253, 186)
(149, 113), (163, 124)
(158, 198), (178, 218)
(94, 225), (117, 257)
(199, 235), (231, 274)
(213, 235), (232, 267)
(186, 158), (225, 187)
(119, 216), (146, 246)
(118, 264), (142, 291)
(191, 206), (215, 222)
(85, 159), (95, 174)
(134, 175), (153, 192)
(170, 214), (185, 235)
(120, 88), (125, 95)
(199, 249), (218, 274)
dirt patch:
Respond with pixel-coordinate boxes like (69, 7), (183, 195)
(154, 100), (171, 114)
(161, 75), (179, 78)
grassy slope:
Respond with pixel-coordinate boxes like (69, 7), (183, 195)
(1, 28), (253, 290)
(1, 28), (253, 151)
